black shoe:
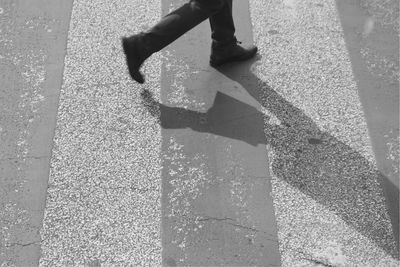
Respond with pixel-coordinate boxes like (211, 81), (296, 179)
(210, 41), (258, 67)
(122, 34), (148, 84)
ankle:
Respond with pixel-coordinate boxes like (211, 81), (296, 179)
(211, 36), (238, 50)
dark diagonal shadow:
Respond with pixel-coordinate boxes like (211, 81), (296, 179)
(334, 0), (400, 252)
(141, 57), (399, 259)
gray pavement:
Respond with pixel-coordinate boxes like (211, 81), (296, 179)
(0, 0), (399, 266)
(159, 1), (280, 265)
(1, 0), (73, 265)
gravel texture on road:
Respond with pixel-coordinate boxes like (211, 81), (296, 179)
(39, 0), (163, 266)
(249, 0), (399, 265)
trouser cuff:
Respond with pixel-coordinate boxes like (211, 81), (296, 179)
(211, 36), (237, 50)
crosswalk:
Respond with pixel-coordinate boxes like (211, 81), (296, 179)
(14, 0), (398, 265)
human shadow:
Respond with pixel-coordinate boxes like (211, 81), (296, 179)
(141, 57), (399, 259)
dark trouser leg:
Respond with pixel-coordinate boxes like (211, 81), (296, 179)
(141, 0), (225, 54)
(209, 0), (236, 49)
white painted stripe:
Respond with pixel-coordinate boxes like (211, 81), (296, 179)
(249, 0), (398, 265)
(40, 0), (162, 265)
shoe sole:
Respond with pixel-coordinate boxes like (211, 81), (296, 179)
(210, 47), (258, 67)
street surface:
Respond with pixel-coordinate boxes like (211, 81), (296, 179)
(1, 0), (399, 266)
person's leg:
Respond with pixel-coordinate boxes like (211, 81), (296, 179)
(122, 0), (224, 83)
(207, 0), (258, 67)
(143, 0), (225, 54)
(208, 0), (236, 49)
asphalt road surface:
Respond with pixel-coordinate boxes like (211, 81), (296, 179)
(1, 0), (399, 266)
